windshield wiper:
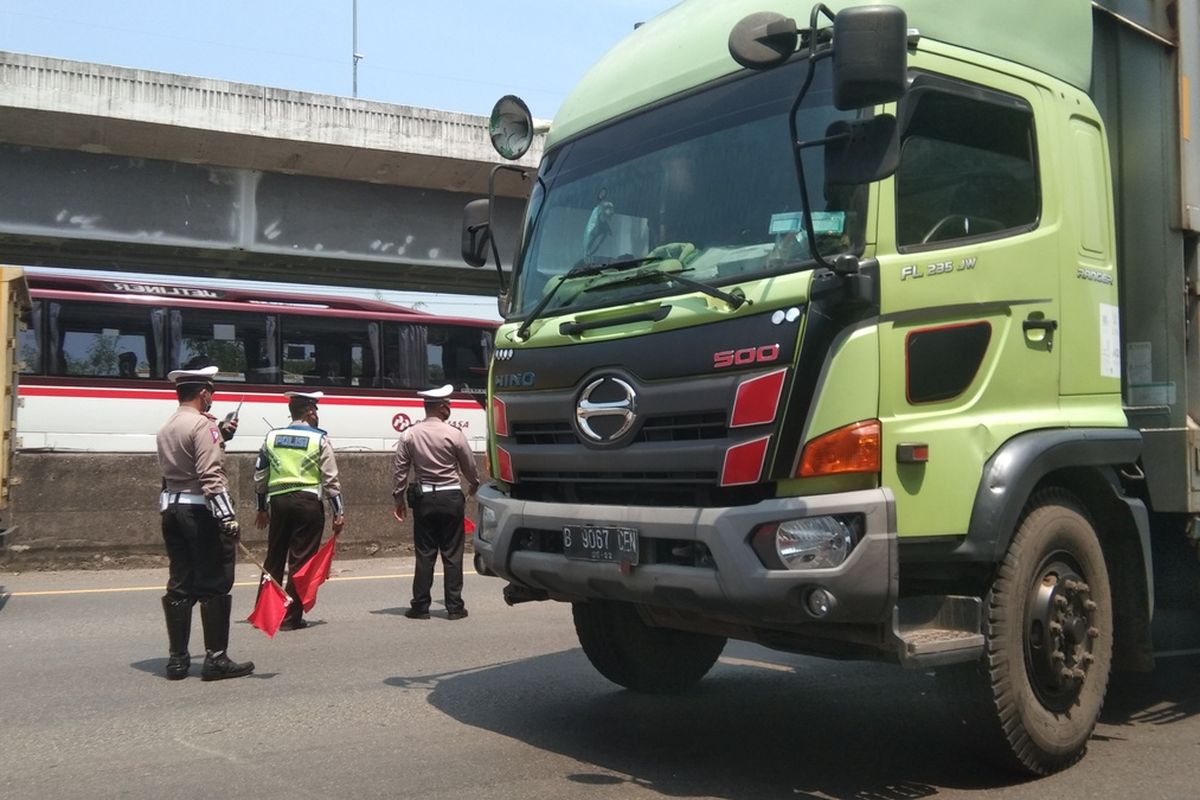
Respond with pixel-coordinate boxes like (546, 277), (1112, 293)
(583, 267), (746, 310)
(513, 256), (666, 340)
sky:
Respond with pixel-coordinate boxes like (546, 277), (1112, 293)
(1, 0), (677, 119)
(0, 0), (681, 318)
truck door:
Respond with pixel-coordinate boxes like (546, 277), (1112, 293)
(872, 70), (1060, 537)
(1057, 113), (1121, 399)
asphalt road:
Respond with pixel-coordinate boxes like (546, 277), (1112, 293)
(3, 558), (1200, 800)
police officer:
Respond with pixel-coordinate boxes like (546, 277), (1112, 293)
(392, 384), (481, 620)
(157, 364), (254, 681)
(254, 390), (345, 630)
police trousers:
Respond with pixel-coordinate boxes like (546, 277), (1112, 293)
(265, 490), (324, 620)
(162, 504), (236, 602)
(410, 489), (465, 613)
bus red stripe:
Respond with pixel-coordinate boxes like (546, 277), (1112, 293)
(18, 386), (481, 409)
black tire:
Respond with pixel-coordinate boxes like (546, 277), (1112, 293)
(945, 488), (1113, 776)
(572, 600), (726, 693)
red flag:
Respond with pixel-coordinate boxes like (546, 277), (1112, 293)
(291, 535), (336, 612)
(464, 517), (477, 535)
(247, 573), (291, 638)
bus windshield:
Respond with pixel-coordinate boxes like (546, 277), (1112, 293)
(510, 58), (869, 319)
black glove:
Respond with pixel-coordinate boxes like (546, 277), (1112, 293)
(220, 518), (241, 540)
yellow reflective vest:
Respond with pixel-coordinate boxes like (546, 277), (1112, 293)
(262, 425), (325, 498)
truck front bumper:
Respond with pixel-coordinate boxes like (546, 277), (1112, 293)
(473, 485), (897, 627)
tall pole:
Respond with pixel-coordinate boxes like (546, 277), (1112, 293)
(352, 0), (360, 98)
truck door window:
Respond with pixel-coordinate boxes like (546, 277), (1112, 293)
(895, 81), (1038, 249)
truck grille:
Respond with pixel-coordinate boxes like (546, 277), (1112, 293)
(510, 479), (771, 507)
(512, 412), (727, 446)
(520, 470), (717, 483)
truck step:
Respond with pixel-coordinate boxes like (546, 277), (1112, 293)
(899, 626), (985, 654)
(893, 595), (985, 667)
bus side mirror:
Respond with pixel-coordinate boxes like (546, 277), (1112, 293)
(462, 199), (492, 268)
(832, 6), (907, 110)
(824, 115), (900, 185)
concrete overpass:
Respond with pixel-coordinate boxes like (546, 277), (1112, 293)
(0, 51), (544, 294)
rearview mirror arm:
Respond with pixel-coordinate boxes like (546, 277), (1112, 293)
(485, 163), (529, 293)
(782, 4), (839, 272)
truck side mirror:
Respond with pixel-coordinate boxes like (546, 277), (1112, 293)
(832, 6), (907, 110)
(824, 115), (900, 185)
(462, 199), (492, 268)
(728, 11), (798, 69)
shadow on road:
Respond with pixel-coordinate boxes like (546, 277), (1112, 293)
(130, 658), (280, 680)
(383, 640), (1200, 799)
(370, 607), (409, 616)
(386, 644), (1025, 799)
(131, 657), (171, 676)
(0, 586), (8, 612)
(1103, 653), (1200, 728)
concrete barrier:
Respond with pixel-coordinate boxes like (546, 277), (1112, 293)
(0, 451), (485, 569)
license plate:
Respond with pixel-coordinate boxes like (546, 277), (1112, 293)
(563, 525), (639, 566)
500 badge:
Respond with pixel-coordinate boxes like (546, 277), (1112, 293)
(713, 344), (780, 369)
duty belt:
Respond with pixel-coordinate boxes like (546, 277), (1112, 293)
(163, 491), (206, 505)
(421, 483), (461, 494)
(271, 486), (322, 499)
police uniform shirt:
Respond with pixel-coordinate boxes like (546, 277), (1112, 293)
(392, 417), (481, 504)
(157, 405), (230, 497)
(253, 425), (344, 515)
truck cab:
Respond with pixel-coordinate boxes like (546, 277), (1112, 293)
(464, 0), (1198, 776)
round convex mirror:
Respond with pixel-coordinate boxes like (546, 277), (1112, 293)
(489, 95), (534, 160)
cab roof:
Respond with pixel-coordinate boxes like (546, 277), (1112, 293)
(547, 0), (1092, 150)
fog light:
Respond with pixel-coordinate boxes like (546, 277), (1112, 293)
(806, 588), (836, 618)
(478, 506), (498, 543)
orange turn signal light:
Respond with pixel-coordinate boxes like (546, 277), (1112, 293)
(797, 419), (881, 478)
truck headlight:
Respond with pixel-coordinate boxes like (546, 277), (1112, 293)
(478, 506), (498, 543)
(751, 515), (859, 571)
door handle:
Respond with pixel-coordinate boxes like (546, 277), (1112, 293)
(1022, 318), (1058, 351)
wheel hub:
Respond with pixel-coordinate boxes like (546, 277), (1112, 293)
(1026, 563), (1098, 710)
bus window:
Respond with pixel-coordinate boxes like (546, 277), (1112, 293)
(172, 309), (276, 383)
(428, 325), (491, 390)
(281, 316), (380, 387)
(48, 301), (163, 378)
(384, 323), (491, 391)
(19, 300), (42, 375)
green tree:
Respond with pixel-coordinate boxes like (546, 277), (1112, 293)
(182, 339), (246, 373)
(66, 333), (121, 376)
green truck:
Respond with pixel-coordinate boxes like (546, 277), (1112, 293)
(461, 0), (1200, 775)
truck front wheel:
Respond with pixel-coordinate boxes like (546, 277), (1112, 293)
(572, 600), (726, 693)
(949, 488), (1113, 775)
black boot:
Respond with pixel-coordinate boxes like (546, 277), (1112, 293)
(161, 595), (192, 680)
(199, 595), (255, 681)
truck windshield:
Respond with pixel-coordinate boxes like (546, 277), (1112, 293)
(510, 58), (868, 319)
